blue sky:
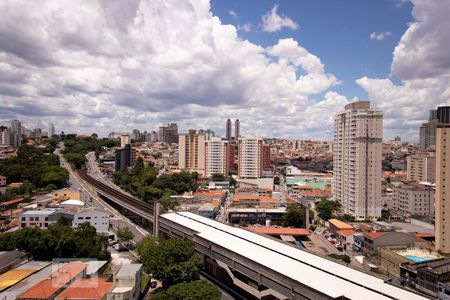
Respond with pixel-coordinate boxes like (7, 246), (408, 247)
(212, 0), (414, 101)
(0, 0), (448, 140)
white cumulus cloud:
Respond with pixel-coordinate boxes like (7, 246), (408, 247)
(370, 31), (392, 41)
(0, 0), (342, 139)
(262, 5), (299, 32)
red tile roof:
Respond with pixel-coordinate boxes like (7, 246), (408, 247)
(328, 219), (354, 230)
(247, 227), (310, 236)
(55, 278), (113, 300)
(1, 197), (24, 206)
(336, 229), (355, 236)
(18, 263), (86, 299)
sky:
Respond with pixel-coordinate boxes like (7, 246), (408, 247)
(0, 0), (449, 141)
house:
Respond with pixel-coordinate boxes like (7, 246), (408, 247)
(107, 264), (143, 300)
(17, 262), (87, 300)
(55, 278), (113, 300)
(231, 194), (280, 208)
(52, 188), (81, 202)
(361, 232), (416, 256)
(197, 202), (219, 219)
(328, 219), (353, 235)
(0, 176), (6, 186)
(335, 229), (355, 250)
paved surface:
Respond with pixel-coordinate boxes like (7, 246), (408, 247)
(57, 147), (148, 242)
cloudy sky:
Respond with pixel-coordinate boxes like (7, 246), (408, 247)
(0, 0), (449, 140)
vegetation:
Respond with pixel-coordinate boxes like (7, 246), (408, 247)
(283, 204), (307, 228)
(0, 220), (108, 260)
(0, 145), (68, 195)
(117, 227), (135, 242)
(315, 199), (341, 221)
(210, 173), (226, 181)
(113, 158), (198, 205)
(328, 253), (351, 264)
(137, 237), (202, 288)
(337, 214), (356, 222)
(152, 280), (221, 300)
(62, 135), (119, 169)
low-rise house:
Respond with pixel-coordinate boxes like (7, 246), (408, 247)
(361, 232), (416, 257)
(55, 278), (113, 300)
(197, 202), (219, 219)
(328, 219), (353, 235)
(17, 262), (87, 300)
(335, 229), (355, 250)
(231, 194), (280, 208)
(227, 207), (286, 226)
(107, 264), (142, 300)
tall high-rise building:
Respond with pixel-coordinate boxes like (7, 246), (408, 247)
(333, 101), (383, 219)
(178, 129), (206, 175)
(48, 123), (55, 137)
(10, 120), (21, 136)
(435, 106), (450, 253)
(407, 154), (436, 183)
(226, 119), (232, 142)
(131, 129), (141, 141)
(150, 130), (158, 142)
(419, 110), (438, 150)
(238, 136), (264, 179)
(234, 119), (240, 142)
(158, 123), (178, 144)
(120, 134), (130, 148)
(115, 144), (133, 172)
(205, 137), (231, 177)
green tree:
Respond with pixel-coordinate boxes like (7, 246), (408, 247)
(117, 227), (135, 243)
(315, 199), (341, 221)
(283, 204), (306, 228)
(152, 280), (221, 300)
(138, 237), (202, 288)
(210, 173), (226, 181)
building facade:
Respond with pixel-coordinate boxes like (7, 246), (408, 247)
(226, 119), (232, 142)
(436, 106), (450, 253)
(178, 130), (206, 175)
(158, 123), (178, 144)
(407, 154), (436, 183)
(234, 119), (240, 142)
(205, 137), (231, 178)
(48, 123), (55, 137)
(392, 182), (435, 217)
(238, 137), (264, 179)
(333, 101), (383, 219)
(420, 110), (438, 150)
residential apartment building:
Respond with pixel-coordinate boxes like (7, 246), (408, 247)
(48, 123), (55, 137)
(436, 106), (450, 254)
(420, 109), (438, 150)
(235, 119), (240, 142)
(158, 123), (178, 144)
(407, 153), (436, 183)
(392, 182), (435, 217)
(238, 137), (264, 179)
(333, 101), (383, 219)
(205, 137), (232, 177)
(226, 119), (232, 142)
(178, 129), (206, 175)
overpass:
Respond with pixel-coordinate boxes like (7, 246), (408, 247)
(159, 211), (427, 300)
(76, 171), (159, 231)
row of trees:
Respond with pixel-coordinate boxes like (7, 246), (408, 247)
(0, 220), (108, 260)
(137, 236), (220, 299)
(0, 145), (69, 194)
(113, 158), (198, 208)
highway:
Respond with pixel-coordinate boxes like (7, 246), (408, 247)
(56, 147), (149, 241)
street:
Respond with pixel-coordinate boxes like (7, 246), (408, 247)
(57, 147), (149, 242)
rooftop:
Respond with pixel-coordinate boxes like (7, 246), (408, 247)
(328, 219), (354, 230)
(115, 264), (142, 278)
(0, 269), (36, 292)
(55, 278), (112, 300)
(247, 226), (310, 236)
(161, 212), (426, 300)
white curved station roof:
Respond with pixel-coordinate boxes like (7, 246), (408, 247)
(161, 212), (426, 300)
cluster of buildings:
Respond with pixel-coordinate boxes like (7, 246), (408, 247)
(0, 258), (143, 300)
(0, 120), (55, 149)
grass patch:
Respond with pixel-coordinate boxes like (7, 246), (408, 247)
(141, 272), (150, 293)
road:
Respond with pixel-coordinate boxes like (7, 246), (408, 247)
(315, 233), (342, 255)
(57, 147), (149, 242)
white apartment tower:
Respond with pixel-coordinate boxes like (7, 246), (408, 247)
(205, 137), (230, 178)
(238, 137), (263, 179)
(48, 123), (55, 137)
(333, 101), (383, 219)
(435, 106), (450, 253)
(178, 129), (206, 176)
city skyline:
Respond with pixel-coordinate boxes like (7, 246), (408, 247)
(0, 0), (449, 140)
